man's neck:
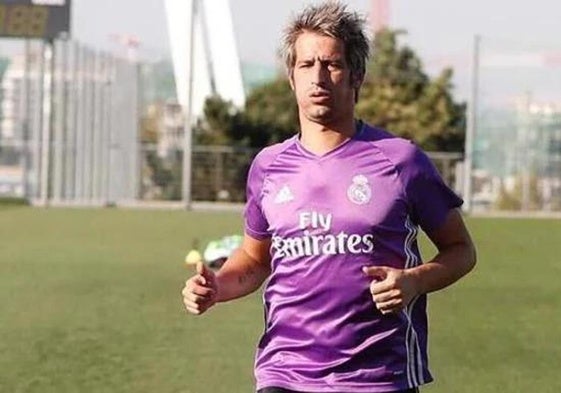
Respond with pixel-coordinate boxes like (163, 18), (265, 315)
(299, 117), (357, 156)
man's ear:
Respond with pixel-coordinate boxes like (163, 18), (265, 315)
(352, 74), (364, 90)
(352, 76), (364, 103)
(289, 73), (295, 91)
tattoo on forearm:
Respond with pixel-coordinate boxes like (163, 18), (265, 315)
(237, 266), (256, 286)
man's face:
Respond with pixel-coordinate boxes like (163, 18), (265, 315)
(290, 32), (358, 126)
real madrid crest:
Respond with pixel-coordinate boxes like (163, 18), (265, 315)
(347, 175), (371, 205)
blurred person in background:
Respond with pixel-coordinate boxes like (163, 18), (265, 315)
(182, 2), (476, 392)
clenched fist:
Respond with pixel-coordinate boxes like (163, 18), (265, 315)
(182, 262), (218, 315)
(362, 266), (419, 315)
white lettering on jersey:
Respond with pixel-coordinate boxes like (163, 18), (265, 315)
(272, 210), (375, 259)
(298, 211), (332, 231)
(272, 232), (375, 259)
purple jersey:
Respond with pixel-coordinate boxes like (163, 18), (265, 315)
(244, 123), (462, 392)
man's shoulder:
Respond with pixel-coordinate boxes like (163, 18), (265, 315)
(250, 136), (297, 172)
(360, 123), (424, 167)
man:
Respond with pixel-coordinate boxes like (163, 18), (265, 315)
(182, 2), (476, 392)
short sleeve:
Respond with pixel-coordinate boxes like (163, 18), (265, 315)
(402, 146), (463, 233)
(244, 156), (271, 239)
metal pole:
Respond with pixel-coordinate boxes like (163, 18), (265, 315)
(68, 41), (80, 201)
(463, 34), (480, 213)
(122, 59), (133, 201)
(21, 39), (31, 200)
(521, 91), (531, 211)
(88, 50), (98, 203)
(104, 55), (114, 204)
(64, 40), (77, 201)
(137, 63), (145, 200)
(91, 51), (101, 202)
(83, 48), (94, 202)
(99, 53), (109, 204)
(98, 53), (107, 203)
(132, 61), (141, 201)
(53, 39), (68, 203)
(94, 52), (106, 203)
(39, 40), (55, 206)
(32, 41), (46, 201)
(113, 58), (124, 202)
(215, 150), (223, 198)
(133, 60), (144, 200)
(124, 60), (131, 201)
(81, 47), (92, 202)
(74, 44), (85, 201)
(182, 0), (197, 209)
(115, 59), (123, 201)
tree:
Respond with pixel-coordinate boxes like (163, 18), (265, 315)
(197, 29), (465, 152)
(139, 101), (182, 200)
(193, 95), (238, 146)
(195, 77), (297, 148)
(356, 29), (465, 151)
(243, 77), (299, 144)
(494, 175), (543, 211)
(140, 103), (162, 144)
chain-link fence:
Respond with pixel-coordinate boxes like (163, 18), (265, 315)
(0, 39), (139, 205)
(139, 144), (462, 205)
(465, 36), (561, 212)
(1, 41), (463, 207)
(140, 145), (254, 203)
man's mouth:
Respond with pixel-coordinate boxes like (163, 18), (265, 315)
(310, 90), (330, 98)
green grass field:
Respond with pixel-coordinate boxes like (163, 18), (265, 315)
(1, 206), (560, 393)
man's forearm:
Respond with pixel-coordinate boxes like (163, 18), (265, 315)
(408, 241), (476, 295)
(215, 248), (270, 303)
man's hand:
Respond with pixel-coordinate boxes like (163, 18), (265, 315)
(182, 262), (218, 315)
(362, 266), (419, 315)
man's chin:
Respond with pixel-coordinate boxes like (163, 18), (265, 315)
(304, 108), (335, 124)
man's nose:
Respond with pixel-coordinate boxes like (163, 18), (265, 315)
(310, 62), (328, 85)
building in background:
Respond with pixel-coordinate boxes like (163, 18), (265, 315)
(1, 54), (35, 144)
(0, 41), (141, 204)
(473, 100), (561, 210)
(158, 101), (184, 159)
(0, 54), (38, 196)
(139, 58), (276, 161)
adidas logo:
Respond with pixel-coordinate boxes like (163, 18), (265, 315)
(274, 185), (294, 204)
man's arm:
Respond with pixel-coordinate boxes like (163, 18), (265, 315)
(215, 234), (272, 302)
(182, 233), (271, 315)
(363, 208), (476, 314)
(408, 208), (476, 294)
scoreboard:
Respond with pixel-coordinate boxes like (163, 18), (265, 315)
(0, 0), (70, 39)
